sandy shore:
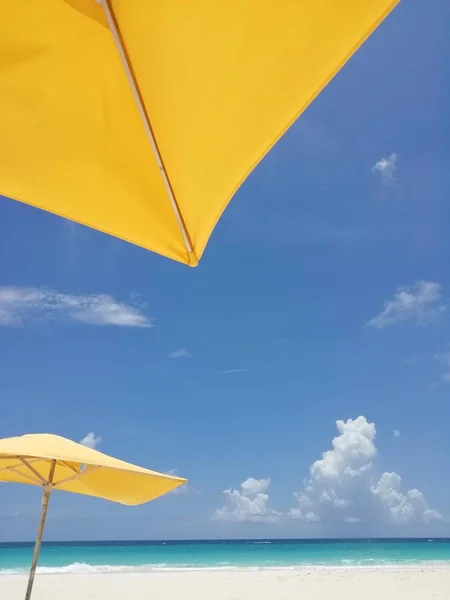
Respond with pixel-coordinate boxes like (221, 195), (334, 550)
(2, 567), (450, 599)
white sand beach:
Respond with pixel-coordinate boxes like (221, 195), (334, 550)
(2, 567), (450, 599)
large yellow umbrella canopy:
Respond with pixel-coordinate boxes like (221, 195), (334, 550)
(0, 433), (186, 599)
(0, 1), (398, 265)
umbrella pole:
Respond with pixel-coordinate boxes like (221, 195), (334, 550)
(24, 460), (56, 600)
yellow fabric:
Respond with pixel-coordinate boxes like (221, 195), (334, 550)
(0, 1), (398, 265)
(0, 433), (186, 505)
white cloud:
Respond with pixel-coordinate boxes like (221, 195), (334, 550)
(372, 153), (398, 185)
(393, 430), (401, 438)
(80, 432), (101, 449)
(434, 352), (450, 384)
(367, 281), (445, 328)
(288, 416), (442, 526)
(169, 348), (191, 359)
(0, 286), (152, 328)
(220, 369), (248, 375)
(372, 473), (442, 525)
(214, 477), (281, 523)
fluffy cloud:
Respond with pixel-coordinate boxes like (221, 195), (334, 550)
(0, 286), (152, 328)
(372, 153), (397, 185)
(288, 417), (442, 526)
(214, 477), (281, 523)
(367, 281), (445, 328)
(80, 432), (101, 449)
(373, 473), (442, 525)
(169, 348), (191, 359)
(393, 429), (401, 438)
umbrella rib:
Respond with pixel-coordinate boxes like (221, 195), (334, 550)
(53, 473), (81, 487)
(0, 457), (51, 485)
(20, 457), (49, 485)
(57, 460), (78, 474)
(0, 457), (41, 471)
(53, 465), (100, 487)
(7, 466), (43, 486)
(98, 0), (194, 259)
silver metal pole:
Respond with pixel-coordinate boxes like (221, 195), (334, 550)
(24, 460), (56, 600)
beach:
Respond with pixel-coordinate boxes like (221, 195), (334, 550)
(2, 539), (450, 598)
(2, 567), (450, 600)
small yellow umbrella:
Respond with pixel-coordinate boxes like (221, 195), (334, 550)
(0, 433), (186, 600)
(0, 1), (399, 266)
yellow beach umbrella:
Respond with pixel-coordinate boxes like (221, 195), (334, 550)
(0, 1), (398, 266)
(0, 433), (186, 599)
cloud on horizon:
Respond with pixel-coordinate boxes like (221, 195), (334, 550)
(0, 286), (152, 328)
(213, 417), (442, 528)
(288, 417), (442, 527)
(214, 477), (281, 523)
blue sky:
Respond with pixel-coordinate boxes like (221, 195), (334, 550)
(1, 0), (450, 541)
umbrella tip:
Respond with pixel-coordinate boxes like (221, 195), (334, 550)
(187, 250), (199, 267)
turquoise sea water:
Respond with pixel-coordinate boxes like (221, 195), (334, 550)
(1, 539), (450, 574)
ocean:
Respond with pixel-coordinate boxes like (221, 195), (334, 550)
(1, 539), (450, 574)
